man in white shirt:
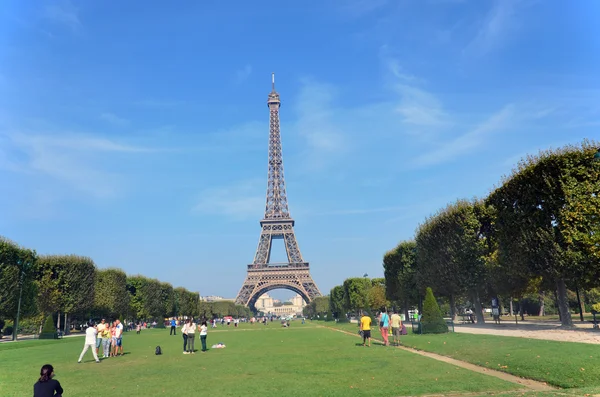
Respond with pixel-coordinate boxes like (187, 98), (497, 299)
(115, 319), (124, 356)
(78, 322), (100, 363)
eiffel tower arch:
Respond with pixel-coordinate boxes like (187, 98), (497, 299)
(235, 74), (321, 311)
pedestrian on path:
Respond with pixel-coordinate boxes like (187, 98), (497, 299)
(359, 312), (372, 347)
(379, 309), (390, 346)
(33, 364), (63, 397)
(78, 322), (100, 363)
(390, 310), (402, 346)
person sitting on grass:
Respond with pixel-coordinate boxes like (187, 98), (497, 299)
(34, 364), (63, 397)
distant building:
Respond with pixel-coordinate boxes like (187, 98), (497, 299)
(256, 293), (306, 316)
(200, 295), (235, 302)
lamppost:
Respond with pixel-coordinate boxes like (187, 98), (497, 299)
(13, 259), (30, 341)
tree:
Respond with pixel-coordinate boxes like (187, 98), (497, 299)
(367, 281), (388, 313)
(305, 296), (330, 318)
(94, 268), (130, 319)
(383, 241), (419, 319)
(160, 282), (175, 318)
(197, 301), (214, 320)
(329, 285), (345, 319)
(415, 200), (489, 323)
(343, 278), (371, 314)
(175, 287), (199, 318)
(37, 255), (96, 332)
(0, 237), (38, 337)
(487, 141), (600, 327)
(421, 287), (448, 334)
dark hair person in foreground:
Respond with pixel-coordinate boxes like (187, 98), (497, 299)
(34, 364), (63, 397)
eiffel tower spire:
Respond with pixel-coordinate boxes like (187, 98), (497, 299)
(264, 72), (290, 220)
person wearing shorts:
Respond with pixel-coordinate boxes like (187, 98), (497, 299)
(114, 319), (124, 356)
(390, 310), (402, 346)
(359, 312), (372, 347)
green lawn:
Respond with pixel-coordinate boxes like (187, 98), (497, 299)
(0, 322), (522, 397)
(322, 321), (600, 389)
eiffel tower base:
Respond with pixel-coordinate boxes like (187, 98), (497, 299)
(235, 264), (321, 311)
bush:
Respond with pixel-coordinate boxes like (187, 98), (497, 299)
(4, 326), (13, 336)
(42, 316), (56, 333)
(421, 287), (448, 334)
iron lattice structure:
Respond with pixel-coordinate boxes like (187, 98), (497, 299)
(235, 75), (321, 310)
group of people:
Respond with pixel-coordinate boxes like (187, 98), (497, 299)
(77, 318), (124, 364)
(359, 309), (403, 347)
(175, 318), (208, 354)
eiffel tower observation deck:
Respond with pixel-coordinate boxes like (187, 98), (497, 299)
(235, 74), (321, 309)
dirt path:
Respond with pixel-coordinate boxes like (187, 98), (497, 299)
(454, 324), (600, 345)
(320, 325), (555, 393)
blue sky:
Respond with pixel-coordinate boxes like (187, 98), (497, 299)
(1, 0), (599, 301)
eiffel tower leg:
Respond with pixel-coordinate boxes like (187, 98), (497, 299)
(253, 232), (272, 265)
(283, 230), (304, 263)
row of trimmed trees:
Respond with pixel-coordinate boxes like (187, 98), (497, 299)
(328, 277), (389, 318)
(0, 237), (202, 336)
(384, 141), (600, 327)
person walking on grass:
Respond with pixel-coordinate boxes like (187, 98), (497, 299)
(34, 364), (63, 397)
(199, 320), (208, 352)
(378, 309), (390, 346)
(78, 322), (100, 363)
(170, 318), (177, 335)
(359, 312), (372, 347)
(390, 310), (402, 346)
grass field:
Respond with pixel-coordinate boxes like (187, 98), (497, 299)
(323, 321), (600, 391)
(0, 321), (596, 397)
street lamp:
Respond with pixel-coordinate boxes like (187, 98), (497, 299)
(13, 259), (30, 341)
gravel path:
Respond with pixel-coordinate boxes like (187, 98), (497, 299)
(454, 321), (600, 344)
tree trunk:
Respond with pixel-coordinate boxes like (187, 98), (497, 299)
(538, 292), (545, 317)
(56, 311), (61, 332)
(554, 289), (561, 321)
(64, 313), (69, 335)
(449, 295), (457, 322)
(519, 298), (525, 321)
(472, 291), (485, 324)
(403, 299), (410, 322)
(509, 299), (514, 316)
(575, 286), (585, 322)
(556, 278), (573, 327)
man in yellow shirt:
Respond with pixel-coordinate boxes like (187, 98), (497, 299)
(95, 319), (106, 356)
(359, 312), (372, 347)
(390, 310), (403, 346)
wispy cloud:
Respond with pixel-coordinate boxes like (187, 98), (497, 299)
(293, 79), (347, 167)
(0, 131), (152, 198)
(412, 104), (515, 167)
(234, 64), (252, 84)
(464, 0), (530, 56)
(100, 112), (130, 127)
(44, 0), (81, 32)
(192, 179), (264, 220)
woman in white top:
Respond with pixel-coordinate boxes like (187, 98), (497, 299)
(199, 320), (208, 352)
(185, 319), (196, 354)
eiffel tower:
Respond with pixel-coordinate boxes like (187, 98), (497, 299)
(235, 74), (321, 310)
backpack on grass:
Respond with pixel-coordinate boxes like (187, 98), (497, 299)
(155, 345), (162, 355)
